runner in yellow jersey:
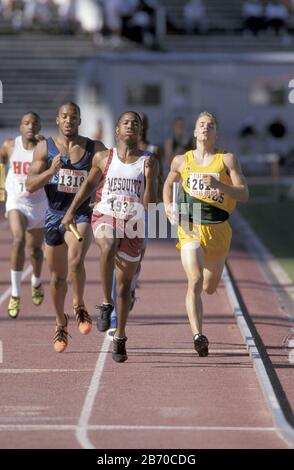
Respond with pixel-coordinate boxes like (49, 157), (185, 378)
(163, 111), (249, 357)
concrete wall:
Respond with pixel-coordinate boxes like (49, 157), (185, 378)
(76, 52), (294, 156)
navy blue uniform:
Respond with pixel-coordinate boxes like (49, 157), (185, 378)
(44, 137), (95, 246)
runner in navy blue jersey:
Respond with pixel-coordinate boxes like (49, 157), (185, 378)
(26, 102), (106, 353)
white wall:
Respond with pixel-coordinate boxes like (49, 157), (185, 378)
(76, 52), (294, 155)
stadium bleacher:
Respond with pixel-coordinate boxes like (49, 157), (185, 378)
(0, 0), (294, 129)
(0, 32), (134, 128)
(159, 0), (294, 52)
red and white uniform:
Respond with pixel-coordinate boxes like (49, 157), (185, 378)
(92, 148), (148, 262)
(5, 136), (47, 229)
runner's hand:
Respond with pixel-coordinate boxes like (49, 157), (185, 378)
(144, 156), (157, 179)
(49, 154), (63, 176)
(34, 134), (45, 142)
(61, 211), (75, 231)
(165, 202), (174, 224)
(202, 174), (220, 189)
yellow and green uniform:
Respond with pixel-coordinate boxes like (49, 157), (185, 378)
(177, 150), (236, 259)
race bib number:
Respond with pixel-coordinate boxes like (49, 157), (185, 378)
(15, 176), (27, 195)
(57, 169), (87, 194)
(107, 194), (141, 220)
(188, 172), (220, 198)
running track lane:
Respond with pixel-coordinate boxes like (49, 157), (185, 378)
(0, 218), (289, 449)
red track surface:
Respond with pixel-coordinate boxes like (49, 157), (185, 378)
(0, 214), (293, 449)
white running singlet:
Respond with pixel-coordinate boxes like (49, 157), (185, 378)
(95, 147), (147, 221)
(5, 136), (47, 228)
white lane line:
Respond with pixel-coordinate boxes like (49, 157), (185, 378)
(0, 425), (76, 431)
(0, 264), (32, 305)
(0, 424), (276, 432)
(75, 334), (111, 449)
(223, 265), (294, 449)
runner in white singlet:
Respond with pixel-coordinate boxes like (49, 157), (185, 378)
(108, 112), (162, 339)
(61, 111), (159, 363)
(5, 135), (47, 223)
(0, 112), (46, 318)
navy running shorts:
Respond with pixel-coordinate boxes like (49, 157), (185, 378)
(44, 207), (91, 246)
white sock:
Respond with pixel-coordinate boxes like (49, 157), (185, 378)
(31, 274), (42, 288)
(11, 270), (22, 297)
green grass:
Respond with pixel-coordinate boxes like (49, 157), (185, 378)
(238, 197), (294, 281)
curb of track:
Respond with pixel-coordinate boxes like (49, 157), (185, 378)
(223, 263), (294, 448)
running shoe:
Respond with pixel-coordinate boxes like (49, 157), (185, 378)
(96, 303), (113, 332)
(8, 296), (20, 319)
(73, 305), (92, 335)
(32, 283), (44, 306)
(193, 334), (209, 357)
(54, 314), (70, 353)
(112, 336), (128, 363)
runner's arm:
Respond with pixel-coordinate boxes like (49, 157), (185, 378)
(61, 152), (104, 229)
(0, 140), (14, 200)
(26, 140), (62, 192)
(143, 156), (159, 208)
(163, 155), (182, 223)
(0, 139), (14, 164)
(202, 153), (249, 203)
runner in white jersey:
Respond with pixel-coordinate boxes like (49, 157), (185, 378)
(93, 146), (147, 243)
(107, 112), (162, 339)
(5, 136), (47, 215)
(0, 112), (47, 318)
(62, 111), (159, 363)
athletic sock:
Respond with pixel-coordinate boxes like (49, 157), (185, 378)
(31, 274), (42, 288)
(11, 270), (22, 297)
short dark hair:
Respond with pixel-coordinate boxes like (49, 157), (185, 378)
(57, 101), (81, 116)
(116, 111), (143, 128)
(21, 112), (41, 122)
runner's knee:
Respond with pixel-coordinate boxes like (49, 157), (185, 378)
(30, 246), (43, 261)
(51, 273), (67, 290)
(203, 283), (217, 295)
(68, 253), (84, 273)
(12, 234), (26, 251)
(187, 275), (203, 293)
(116, 280), (132, 300)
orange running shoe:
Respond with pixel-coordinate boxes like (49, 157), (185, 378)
(73, 305), (92, 335)
(54, 314), (70, 353)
